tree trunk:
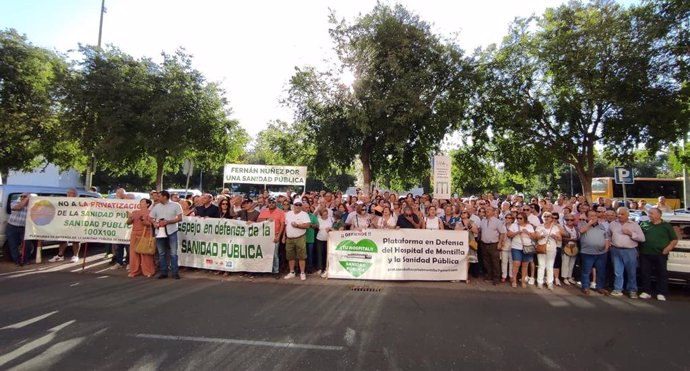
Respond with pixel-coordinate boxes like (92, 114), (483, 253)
(360, 150), (372, 195)
(574, 162), (593, 203)
(155, 158), (165, 192)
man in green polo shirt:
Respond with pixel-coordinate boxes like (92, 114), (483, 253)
(639, 208), (678, 301)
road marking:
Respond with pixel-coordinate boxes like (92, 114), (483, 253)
(96, 276), (109, 279)
(561, 295), (596, 309)
(344, 328), (356, 346)
(0, 269), (37, 276)
(95, 267), (112, 274)
(1, 311), (59, 330)
(132, 333), (344, 351)
(0, 320), (74, 367)
(8, 255), (105, 278)
(543, 295), (570, 308)
(70, 259), (110, 272)
(70, 282), (80, 287)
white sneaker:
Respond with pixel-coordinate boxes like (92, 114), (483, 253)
(527, 277), (535, 285)
(610, 290), (624, 297)
(564, 279), (571, 286)
(49, 255), (64, 262)
(590, 282), (597, 289)
(284, 272), (296, 280)
(639, 292), (652, 299)
(70, 256), (79, 263)
(320, 271), (328, 278)
(314, 270), (321, 275)
(554, 278), (562, 287)
(568, 278), (578, 285)
(657, 294), (667, 301)
(547, 283), (554, 290)
(300, 272), (306, 281)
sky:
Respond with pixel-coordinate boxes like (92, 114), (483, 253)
(1, 0), (639, 141)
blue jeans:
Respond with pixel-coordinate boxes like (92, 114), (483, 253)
(156, 232), (178, 276)
(306, 242), (315, 273)
(581, 253), (607, 290)
(7, 224), (32, 264)
(612, 247), (638, 292)
(272, 242), (280, 274)
(115, 244), (129, 266)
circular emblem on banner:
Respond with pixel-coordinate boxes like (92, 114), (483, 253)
(30, 200), (56, 226)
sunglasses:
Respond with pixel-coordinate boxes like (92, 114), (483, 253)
(565, 218), (574, 221)
(517, 217), (524, 220)
(294, 203), (302, 206)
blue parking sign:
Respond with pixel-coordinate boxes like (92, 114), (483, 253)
(614, 166), (634, 184)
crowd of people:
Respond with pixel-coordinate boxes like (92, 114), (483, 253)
(5, 187), (680, 300)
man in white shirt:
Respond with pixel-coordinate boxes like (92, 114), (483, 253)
(282, 198), (312, 281)
(150, 190), (183, 279)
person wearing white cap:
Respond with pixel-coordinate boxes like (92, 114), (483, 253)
(282, 198), (312, 280)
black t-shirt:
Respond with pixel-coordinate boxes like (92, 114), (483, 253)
(196, 204), (220, 218)
(396, 214), (419, 229)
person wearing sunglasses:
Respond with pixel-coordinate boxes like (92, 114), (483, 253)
(507, 212), (539, 288)
(561, 215), (580, 286)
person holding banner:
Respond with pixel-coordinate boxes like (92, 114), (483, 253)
(50, 188), (81, 263)
(346, 202), (371, 231)
(315, 208), (332, 276)
(257, 196), (285, 278)
(127, 198), (155, 278)
(7, 193), (33, 266)
(456, 210), (479, 283)
(150, 191), (184, 280)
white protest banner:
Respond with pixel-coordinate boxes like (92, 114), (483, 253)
(25, 197), (137, 244)
(433, 155), (452, 199)
(327, 229), (468, 281)
(223, 164), (307, 186)
(178, 217), (274, 272)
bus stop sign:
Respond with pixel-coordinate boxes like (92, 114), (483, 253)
(614, 166), (634, 185)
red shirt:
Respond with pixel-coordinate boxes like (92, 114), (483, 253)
(257, 207), (285, 235)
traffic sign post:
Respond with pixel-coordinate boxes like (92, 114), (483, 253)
(614, 166), (634, 206)
(183, 159), (194, 197)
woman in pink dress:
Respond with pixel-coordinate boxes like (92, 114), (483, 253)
(127, 198), (156, 277)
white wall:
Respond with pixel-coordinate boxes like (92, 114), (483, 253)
(7, 164), (83, 187)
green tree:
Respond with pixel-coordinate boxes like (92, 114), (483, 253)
(63, 46), (247, 191)
(463, 0), (688, 201)
(0, 29), (68, 175)
(286, 4), (472, 192)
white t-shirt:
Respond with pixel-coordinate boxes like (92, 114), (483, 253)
(346, 212), (370, 229)
(470, 214), (481, 227)
(150, 201), (183, 235)
(527, 214), (542, 227)
(510, 223), (535, 250)
(316, 217), (333, 241)
(375, 216), (397, 229)
(425, 216), (441, 230)
(536, 224), (561, 251)
(285, 211), (312, 238)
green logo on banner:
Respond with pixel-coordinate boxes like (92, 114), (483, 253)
(339, 260), (373, 278)
(335, 239), (378, 253)
(336, 239), (377, 277)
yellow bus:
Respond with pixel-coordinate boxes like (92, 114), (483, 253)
(591, 177), (683, 209)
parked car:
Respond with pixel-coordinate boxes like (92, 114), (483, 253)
(0, 185), (101, 257)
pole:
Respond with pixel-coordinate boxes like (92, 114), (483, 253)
(683, 136), (689, 209)
(622, 183), (627, 207)
(569, 164), (574, 197)
(199, 170), (203, 192)
(81, 242), (89, 272)
(85, 0), (106, 190)
(184, 171), (192, 199)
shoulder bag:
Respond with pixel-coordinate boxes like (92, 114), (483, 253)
(135, 227), (156, 255)
(536, 225), (554, 254)
(521, 227), (536, 255)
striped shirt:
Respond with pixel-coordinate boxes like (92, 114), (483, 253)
(8, 201), (28, 227)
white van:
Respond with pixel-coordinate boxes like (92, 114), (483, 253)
(0, 185), (101, 256)
(662, 214), (690, 283)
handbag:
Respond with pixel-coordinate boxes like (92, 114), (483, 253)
(536, 225), (555, 254)
(520, 228), (536, 255)
(469, 239), (478, 251)
(135, 228), (156, 255)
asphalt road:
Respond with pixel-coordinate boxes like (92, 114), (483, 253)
(0, 262), (689, 370)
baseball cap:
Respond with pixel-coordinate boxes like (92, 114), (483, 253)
(293, 198), (303, 205)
